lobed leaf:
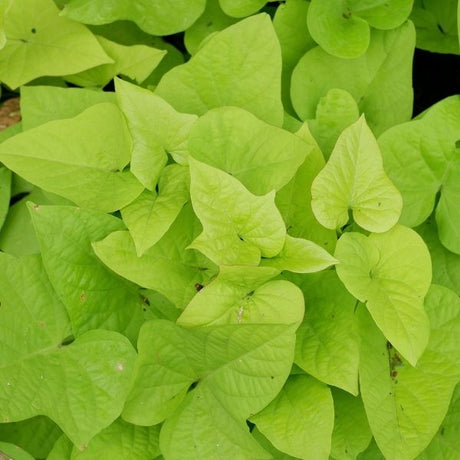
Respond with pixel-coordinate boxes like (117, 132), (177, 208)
(189, 158), (286, 266)
(311, 116), (402, 233)
(121, 164), (190, 256)
(0, 0), (112, 88)
(291, 22), (415, 136)
(358, 285), (460, 459)
(93, 203), (217, 309)
(0, 103), (143, 213)
(379, 95), (460, 254)
(156, 14), (284, 127)
(29, 204), (145, 342)
(177, 265), (304, 327)
(188, 106), (307, 195)
(115, 78), (197, 189)
(294, 270), (360, 395)
(251, 375), (334, 460)
(335, 225), (431, 365)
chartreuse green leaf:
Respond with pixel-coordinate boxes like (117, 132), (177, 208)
(0, 416), (61, 459)
(307, 0), (413, 59)
(276, 123), (337, 251)
(125, 320), (295, 458)
(156, 14), (284, 127)
(0, 166), (11, 231)
(260, 235), (337, 273)
(0, 253), (136, 449)
(335, 225), (432, 366)
(273, 0), (315, 114)
(160, 387), (271, 460)
(307, 0), (370, 59)
(218, 0), (267, 18)
(251, 375), (334, 460)
(93, 203), (217, 309)
(308, 89), (360, 160)
(410, 0), (460, 54)
(115, 78), (197, 188)
(189, 158), (286, 266)
(418, 382), (460, 459)
(311, 116), (402, 233)
(252, 428), (297, 459)
(177, 265), (304, 327)
(62, 0), (206, 35)
(0, 188), (66, 256)
(29, 204), (145, 342)
(0, 103), (143, 213)
(121, 165), (189, 256)
(121, 321), (198, 426)
(184, 0), (237, 55)
(71, 419), (160, 460)
(48, 435), (73, 460)
(0, 0), (9, 49)
(291, 22), (415, 136)
(416, 218), (460, 296)
(380, 96), (460, 253)
(331, 389), (372, 460)
(358, 285), (460, 460)
(188, 107), (307, 195)
(0, 0), (112, 88)
(0, 442), (33, 460)
(357, 439), (383, 459)
(65, 35), (165, 87)
(20, 85), (115, 130)
(294, 270), (360, 394)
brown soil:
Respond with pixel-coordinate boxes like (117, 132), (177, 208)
(0, 97), (21, 131)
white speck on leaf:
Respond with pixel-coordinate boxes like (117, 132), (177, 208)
(116, 363), (124, 371)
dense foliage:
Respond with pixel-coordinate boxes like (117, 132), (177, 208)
(0, 0), (459, 459)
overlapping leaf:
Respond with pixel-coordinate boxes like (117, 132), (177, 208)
(379, 95), (460, 254)
(275, 124), (337, 250)
(121, 165), (190, 256)
(0, 0), (112, 88)
(124, 319), (297, 458)
(188, 106), (307, 195)
(294, 270), (360, 395)
(71, 419), (160, 460)
(331, 389), (372, 460)
(273, 0), (315, 114)
(358, 285), (460, 459)
(189, 158), (286, 266)
(335, 225), (432, 365)
(308, 88), (360, 159)
(184, 0), (237, 55)
(62, 0), (206, 35)
(311, 116), (402, 233)
(251, 375), (334, 460)
(93, 203), (217, 309)
(410, 0), (460, 54)
(0, 416), (61, 459)
(177, 265), (304, 327)
(218, 0), (267, 18)
(307, 0), (413, 58)
(20, 86), (115, 130)
(156, 14), (284, 127)
(29, 204), (145, 342)
(291, 22), (415, 136)
(0, 253), (136, 449)
(416, 218), (460, 296)
(0, 103), (143, 212)
(115, 78), (197, 189)
(65, 35), (165, 87)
